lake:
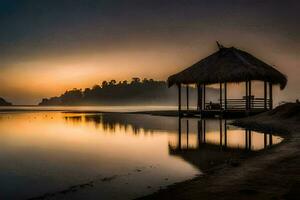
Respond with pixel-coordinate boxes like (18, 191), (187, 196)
(0, 111), (283, 199)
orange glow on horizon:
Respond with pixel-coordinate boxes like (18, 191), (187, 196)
(0, 39), (298, 105)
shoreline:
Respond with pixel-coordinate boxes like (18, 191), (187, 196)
(0, 106), (178, 115)
(138, 103), (300, 200)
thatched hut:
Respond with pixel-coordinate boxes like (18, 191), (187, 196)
(168, 43), (287, 116)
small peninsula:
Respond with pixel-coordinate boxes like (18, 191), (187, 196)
(0, 97), (12, 106)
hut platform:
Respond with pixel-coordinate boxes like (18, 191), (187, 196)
(180, 109), (266, 118)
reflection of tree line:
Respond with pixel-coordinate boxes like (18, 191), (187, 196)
(39, 78), (204, 106)
(64, 113), (178, 134)
(173, 118), (275, 151)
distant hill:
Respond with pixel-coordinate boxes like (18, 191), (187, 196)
(0, 97), (12, 106)
(39, 78), (219, 106)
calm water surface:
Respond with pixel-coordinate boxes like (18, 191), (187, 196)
(0, 111), (283, 199)
(0, 105), (178, 112)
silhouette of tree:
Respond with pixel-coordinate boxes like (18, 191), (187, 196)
(101, 81), (108, 88)
(38, 78), (216, 106)
(131, 77), (140, 84)
(109, 80), (117, 86)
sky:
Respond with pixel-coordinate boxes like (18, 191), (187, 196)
(0, 0), (299, 104)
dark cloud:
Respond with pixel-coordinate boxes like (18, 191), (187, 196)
(1, 0), (299, 59)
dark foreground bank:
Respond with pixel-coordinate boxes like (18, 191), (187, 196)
(138, 103), (300, 200)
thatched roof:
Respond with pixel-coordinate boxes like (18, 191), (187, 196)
(168, 45), (287, 89)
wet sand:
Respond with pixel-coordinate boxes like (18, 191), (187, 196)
(139, 103), (300, 200)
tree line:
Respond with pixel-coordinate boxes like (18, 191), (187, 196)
(39, 78), (199, 106)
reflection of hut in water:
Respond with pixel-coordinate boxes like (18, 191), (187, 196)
(168, 43), (287, 117)
(169, 118), (283, 170)
(170, 118), (282, 152)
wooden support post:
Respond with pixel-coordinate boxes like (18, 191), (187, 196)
(186, 120), (189, 149)
(269, 134), (273, 146)
(219, 119), (223, 148)
(203, 120), (206, 143)
(220, 83), (222, 110)
(197, 120), (202, 146)
(203, 84), (206, 110)
(178, 84), (181, 114)
(249, 130), (252, 150)
(269, 83), (273, 110)
(249, 81), (252, 110)
(224, 120), (227, 148)
(264, 133), (267, 148)
(245, 130), (248, 149)
(264, 81), (267, 110)
(186, 85), (189, 111)
(224, 82), (227, 110)
(178, 117), (181, 150)
(245, 81), (249, 110)
(197, 84), (202, 111)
